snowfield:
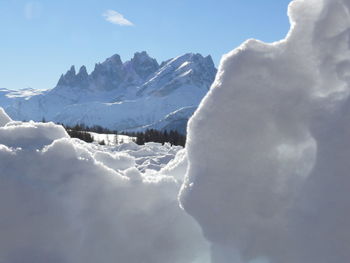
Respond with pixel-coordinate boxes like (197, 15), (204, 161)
(1, 0), (350, 262)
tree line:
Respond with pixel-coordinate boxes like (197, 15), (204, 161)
(63, 124), (95, 143)
(62, 124), (186, 147)
(125, 129), (186, 147)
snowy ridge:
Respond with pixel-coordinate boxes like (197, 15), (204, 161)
(1, 52), (216, 132)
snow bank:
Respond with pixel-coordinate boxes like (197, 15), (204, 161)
(93, 150), (136, 171)
(0, 121), (69, 150)
(0, 109), (208, 263)
(180, 0), (350, 263)
(160, 149), (188, 182)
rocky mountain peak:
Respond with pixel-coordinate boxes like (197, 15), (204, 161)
(89, 54), (124, 90)
(75, 65), (89, 85)
(3, 51), (218, 133)
(130, 51), (159, 80)
(54, 51), (216, 94)
(136, 52), (217, 97)
(57, 65), (77, 87)
(77, 65), (88, 76)
(103, 54), (123, 67)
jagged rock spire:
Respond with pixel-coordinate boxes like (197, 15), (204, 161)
(130, 51), (159, 80)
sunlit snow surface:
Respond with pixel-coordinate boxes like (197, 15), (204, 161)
(180, 0), (350, 262)
(0, 110), (209, 263)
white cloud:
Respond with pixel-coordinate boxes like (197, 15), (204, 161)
(103, 10), (134, 26)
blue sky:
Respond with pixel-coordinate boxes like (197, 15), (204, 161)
(0, 0), (292, 90)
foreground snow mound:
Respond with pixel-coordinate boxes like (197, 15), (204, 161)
(0, 121), (69, 150)
(180, 0), (350, 263)
(0, 109), (209, 263)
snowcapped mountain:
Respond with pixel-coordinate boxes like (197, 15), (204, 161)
(2, 51), (216, 132)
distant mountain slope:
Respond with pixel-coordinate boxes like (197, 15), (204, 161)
(1, 52), (216, 133)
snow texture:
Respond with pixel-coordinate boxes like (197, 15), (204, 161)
(180, 0), (350, 262)
(0, 108), (209, 263)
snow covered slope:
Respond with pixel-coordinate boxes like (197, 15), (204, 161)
(0, 88), (46, 109)
(131, 106), (197, 134)
(2, 52), (216, 132)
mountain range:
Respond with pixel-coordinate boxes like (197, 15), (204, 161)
(0, 51), (217, 133)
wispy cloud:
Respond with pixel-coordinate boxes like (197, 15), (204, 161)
(102, 10), (134, 26)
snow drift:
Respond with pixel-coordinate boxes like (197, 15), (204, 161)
(0, 109), (209, 263)
(180, 0), (350, 262)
